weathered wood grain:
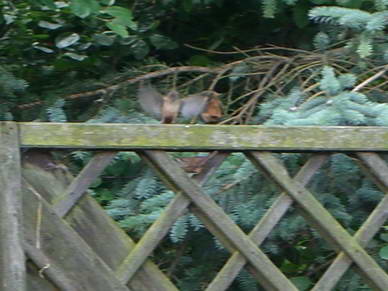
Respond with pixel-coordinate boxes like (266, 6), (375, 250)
(0, 122), (26, 291)
(313, 193), (388, 291)
(67, 192), (178, 291)
(18, 122), (388, 151)
(24, 243), (77, 291)
(116, 151), (228, 284)
(120, 150), (298, 291)
(312, 152), (388, 290)
(206, 154), (330, 291)
(23, 159), (177, 291)
(4, 121), (388, 291)
(247, 151), (388, 290)
(54, 151), (116, 217)
(26, 263), (58, 291)
(23, 180), (131, 291)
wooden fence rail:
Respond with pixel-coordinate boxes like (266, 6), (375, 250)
(0, 122), (387, 291)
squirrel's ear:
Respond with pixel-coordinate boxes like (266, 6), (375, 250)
(137, 84), (163, 120)
(201, 97), (223, 123)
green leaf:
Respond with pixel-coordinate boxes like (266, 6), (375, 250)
(104, 6), (137, 30)
(105, 6), (132, 18)
(63, 52), (87, 61)
(93, 33), (115, 46)
(38, 21), (63, 30)
(33, 45), (54, 53)
(106, 21), (129, 38)
(55, 33), (80, 48)
(149, 34), (178, 50)
(379, 245), (388, 260)
(290, 276), (312, 291)
(70, 0), (100, 18)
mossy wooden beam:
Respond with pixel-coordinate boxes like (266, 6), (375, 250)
(0, 122), (26, 291)
(53, 151), (117, 217)
(17, 122), (388, 151)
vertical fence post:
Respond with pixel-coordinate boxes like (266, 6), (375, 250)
(0, 122), (25, 290)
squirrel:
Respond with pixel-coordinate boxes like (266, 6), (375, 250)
(137, 84), (222, 123)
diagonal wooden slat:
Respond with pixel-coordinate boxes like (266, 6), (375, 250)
(357, 152), (388, 190)
(24, 242), (78, 291)
(65, 191), (179, 291)
(116, 191), (190, 283)
(312, 153), (388, 290)
(23, 179), (132, 291)
(206, 153), (330, 291)
(0, 122), (26, 291)
(312, 194), (388, 290)
(119, 150), (298, 291)
(54, 151), (116, 217)
(23, 154), (177, 291)
(247, 151), (388, 290)
(116, 151), (229, 284)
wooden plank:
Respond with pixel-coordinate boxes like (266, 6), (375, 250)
(18, 122), (388, 151)
(312, 193), (388, 290)
(26, 262), (57, 291)
(53, 151), (116, 217)
(247, 151), (388, 290)
(119, 150), (298, 291)
(24, 243), (78, 291)
(356, 152), (388, 190)
(312, 152), (388, 290)
(116, 192), (190, 283)
(68, 194), (178, 291)
(0, 122), (26, 291)
(116, 151), (229, 284)
(206, 154), (329, 291)
(23, 159), (177, 291)
(22, 180), (131, 291)
(22, 151), (72, 204)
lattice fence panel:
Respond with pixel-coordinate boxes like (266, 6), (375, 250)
(1, 122), (388, 291)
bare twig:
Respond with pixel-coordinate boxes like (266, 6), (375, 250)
(352, 66), (388, 92)
(18, 66), (221, 110)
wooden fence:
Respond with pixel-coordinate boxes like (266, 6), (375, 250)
(0, 121), (387, 291)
